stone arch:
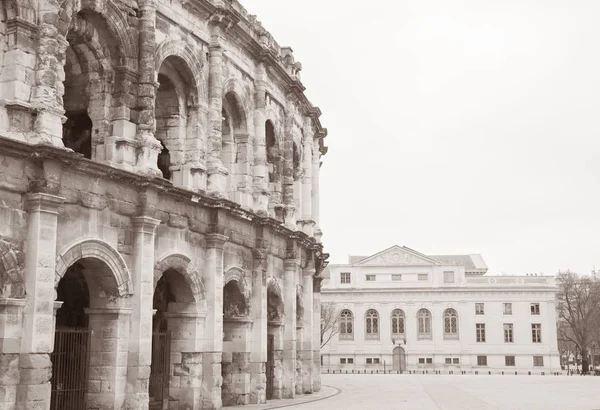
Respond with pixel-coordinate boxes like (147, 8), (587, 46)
(55, 238), (132, 297)
(154, 40), (206, 104)
(154, 253), (205, 303)
(222, 78), (252, 129)
(223, 266), (250, 318)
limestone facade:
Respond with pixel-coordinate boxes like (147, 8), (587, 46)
(321, 246), (561, 374)
(0, 0), (328, 408)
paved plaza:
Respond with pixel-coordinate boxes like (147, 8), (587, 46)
(230, 374), (600, 410)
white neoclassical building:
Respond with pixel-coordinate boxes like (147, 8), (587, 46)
(321, 245), (561, 374)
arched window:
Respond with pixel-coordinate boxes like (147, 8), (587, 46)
(339, 309), (354, 340)
(443, 309), (459, 340)
(391, 309), (405, 338)
(417, 309), (432, 340)
(365, 309), (379, 340)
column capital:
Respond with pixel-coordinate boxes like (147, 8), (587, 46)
(206, 233), (228, 249)
(302, 267), (316, 277)
(312, 276), (324, 293)
(132, 216), (160, 233)
(284, 258), (300, 270)
(25, 193), (65, 214)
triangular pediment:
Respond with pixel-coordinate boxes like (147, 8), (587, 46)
(355, 245), (439, 266)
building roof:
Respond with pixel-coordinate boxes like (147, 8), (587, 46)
(347, 246), (487, 273)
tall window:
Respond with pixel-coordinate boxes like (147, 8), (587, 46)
(504, 323), (514, 343)
(476, 323), (486, 342)
(475, 303), (484, 315)
(391, 309), (405, 337)
(532, 324), (542, 343)
(417, 309), (432, 340)
(339, 310), (354, 340)
(531, 303), (540, 315)
(365, 309), (379, 340)
(503, 303), (513, 315)
(340, 272), (351, 284)
(443, 309), (459, 340)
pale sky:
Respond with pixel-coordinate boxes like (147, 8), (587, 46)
(243, 0), (600, 276)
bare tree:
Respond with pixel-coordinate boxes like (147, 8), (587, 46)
(556, 271), (600, 373)
(557, 320), (577, 371)
(320, 302), (340, 348)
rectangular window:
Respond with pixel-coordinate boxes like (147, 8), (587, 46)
(366, 274), (376, 282)
(366, 358), (372, 364)
(347, 358), (354, 364)
(373, 358), (380, 364)
(340, 272), (351, 284)
(533, 356), (544, 367)
(475, 303), (484, 315)
(443, 271), (455, 283)
(531, 303), (540, 315)
(505, 356), (515, 366)
(340, 358), (346, 364)
(392, 274), (402, 281)
(532, 324), (542, 343)
(476, 323), (486, 342)
(418, 273), (428, 281)
(426, 358), (433, 364)
(445, 358), (452, 364)
(453, 358), (460, 364)
(504, 323), (514, 343)
(418, 358), (425, 364)
(477, 356), (487, 366)
(503, 303), (513, 315)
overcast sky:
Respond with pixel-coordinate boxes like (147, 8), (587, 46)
(243, 0), (600, 276)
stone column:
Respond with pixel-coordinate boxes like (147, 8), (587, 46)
(29, 3), (66, 146)
(312, 277), (323, 392)
(135, 0), (162, 176)
(206, 25), (228, 197)
(125, 216), (160, 410)
(202, 233), (228, 410)
(252, 62), (270, 215)
(85, 307), (132, 410)
(311, 146), (322, 242)
(249, 247), (268, 404)
(0, 298), (26, 410)
(17, 193), (64, 409)
(164, 310), (206, 409)
(282, 259), (298, 398)
(301, 271), (314, 394)
(282, 107), (296, 228)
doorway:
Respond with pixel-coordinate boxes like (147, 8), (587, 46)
(392, 346), (406, 372)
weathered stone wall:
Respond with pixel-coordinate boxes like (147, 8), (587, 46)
(0, 0), (328, 408)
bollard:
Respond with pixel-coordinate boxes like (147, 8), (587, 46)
(345, 370), (348, 374)
(542, 372), (545, 376)
(475, 371), (478, 375)
(502, 371), (504, 375)
(371, 370), (373, 374)
(488, 371), (491, 375)
(528, 371), (531, 376)
(515, 371), (517, 375)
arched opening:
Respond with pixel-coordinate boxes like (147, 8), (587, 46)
(151, 268), (200, 409)
(52, 257), (124, 409)
(339, 309), (354, 341)
(52, 262), (91, 409)
(417, 309), (432, 340)
(266, 120), (278, 184)
(365, 309), (379, 340)
(391, 309), (405, 342)
(266, 282), (284, 400)
(443, 308), (459, 340)
(62, 11), (120, 160)
(222, 278), (251, 406)
(221, 91), (246, 201)
(392, 346), (406, 372)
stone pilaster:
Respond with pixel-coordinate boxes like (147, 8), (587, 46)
(282, 258), (298, 398)
(252, 62), (270, 215)
(249, 246), (268, 404)
(85, 307), (132, 410)
(17, 193), (64, 410)
(164, 311), (206, 409)
(311, 145), (322, 242)
(206, 24), (228, 198)
(0, 298), (26, 410)
(29, 3), (66, 146)
(124, 216), (160, 410)
(312, 277), (323, 392)
(202, 233), (228, 410)
(282, 107), (296, 229)
(301, 270), (314, 394)
(179, 104), (208, 192)
(135, 0), (162, 177)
